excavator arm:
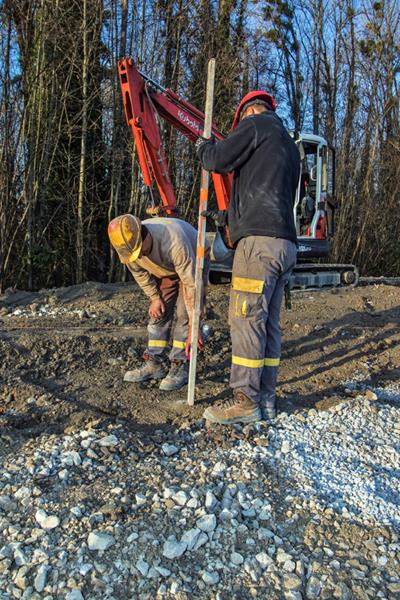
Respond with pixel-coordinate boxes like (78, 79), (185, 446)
(118, 58), (232, 216)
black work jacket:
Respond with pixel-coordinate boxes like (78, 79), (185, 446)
(197, 111), (300, 245)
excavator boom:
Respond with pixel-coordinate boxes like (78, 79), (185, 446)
(118, 58), (231, 214)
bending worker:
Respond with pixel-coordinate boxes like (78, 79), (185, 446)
(197, 91), (300, 425)
(108, 215), (209, 391)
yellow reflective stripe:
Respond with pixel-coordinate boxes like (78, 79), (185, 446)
(264, 357), (280, 366)
(172, 340), (186, 349)
(232, 355), (264, 368)
(148, 340), (168, 347)
(232, 276), (264, 294)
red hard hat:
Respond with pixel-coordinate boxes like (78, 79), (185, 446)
(232, 91), (277, 129)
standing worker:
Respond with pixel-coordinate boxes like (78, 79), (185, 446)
(108, 215), (209, 391)
(196, 91), (300, 424)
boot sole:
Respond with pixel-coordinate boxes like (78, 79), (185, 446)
(124, 371), (166, 383)
(203, 408), (262, 425)
(159, 379), (188, 392)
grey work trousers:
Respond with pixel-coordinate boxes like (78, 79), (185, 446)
(147, 276), (188, 363)
(229, 236), (297, 403)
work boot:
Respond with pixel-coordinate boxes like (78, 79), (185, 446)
(159, 361), (188, 391)
(259, 392), (277, 421)
(203, 391), (261, 425)
(124, 359), (166, 383)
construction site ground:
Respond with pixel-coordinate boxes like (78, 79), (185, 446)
(0, 281), (399, 599)
(1, 280), (399, 431)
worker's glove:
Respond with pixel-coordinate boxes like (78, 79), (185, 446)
(201, 209), (227, 228)
(195, 134), (214, 154)
(185, 327), (205, 360)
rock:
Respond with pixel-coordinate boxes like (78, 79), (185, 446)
(258, 507), (271, 521)
(284, 592), (303, 600)
(170, 580), (181, 594)
(34, 564), (49, 592)
(205, 491), (218, 510)
(35, 509), (60, 530)
(14, 486), (32, 500)
(14, 547), (28, 566)
(211, 462), (226, 476)
(58, 468), (69, 481)
(0, 495), (17, 512)
(147, 567), (160, 579)
(155, 566), (171, 578)
(255, 552), (273, 569)
(196, 514), (217, 532)
(283, 560), (296, 573)
(281, 440), (290, 454)
(79, 563), (92, 576)
(98, 434), (119, 447)
(87, 531), (115, 551)
(202, 571), (220, 585)
(231, 552), (244, 565)
(172, 491), (189, 506)
(135, 493), (147, 507)
(283, 574), (302, 590)
(220, 508), (233, 521)
(161, 443), (179, 456)
(277, 550), (293, 564)
(66, 591), (85, 600)
(306, 575), (321, 598)
(365, 389), (378, 401)
(62, 450), (82, 466)
(136, 559), (149, 577)
(193, 532), (209, 551)
(181, 528), (201, 551)
(162, 537), (187, 559)
(14, 567), (29, 591)
(187, 497), (199, 509)
(0, 545), (13, 559)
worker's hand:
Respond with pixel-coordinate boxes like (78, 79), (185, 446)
(148, 298), (165, 320)
(195, 134), (214, 154)
(185, 327), (205, 360)
(201, 209), (227, 228)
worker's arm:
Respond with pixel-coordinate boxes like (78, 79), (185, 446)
(196, 117), (257, 174)
(126, 263), (160, 300)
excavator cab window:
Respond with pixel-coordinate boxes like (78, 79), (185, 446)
(297, 141), (319, 236)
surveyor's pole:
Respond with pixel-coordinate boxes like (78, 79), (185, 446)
(187, 58), (216, 406)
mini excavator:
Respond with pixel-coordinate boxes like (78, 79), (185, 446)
(118, 58), (358, 290)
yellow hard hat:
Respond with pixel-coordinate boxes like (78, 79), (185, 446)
(108, 214), (142, 263)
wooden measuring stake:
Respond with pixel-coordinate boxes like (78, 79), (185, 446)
(187, 58), (216, 406)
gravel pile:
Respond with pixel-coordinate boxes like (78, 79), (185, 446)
(0, 389), (399, 599)
(3, 304), (97, 320)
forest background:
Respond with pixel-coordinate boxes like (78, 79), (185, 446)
(0, 0), (399, 291)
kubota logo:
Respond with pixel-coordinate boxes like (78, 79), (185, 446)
(178, 110), (198, 131)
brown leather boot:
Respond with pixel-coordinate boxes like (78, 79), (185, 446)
(203, 391), (261, 425)
(123, 359), (166, 383)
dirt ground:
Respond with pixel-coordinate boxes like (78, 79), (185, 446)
(0, 280), (399, 442)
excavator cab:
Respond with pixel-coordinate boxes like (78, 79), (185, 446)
(294, 134), (335, 260)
